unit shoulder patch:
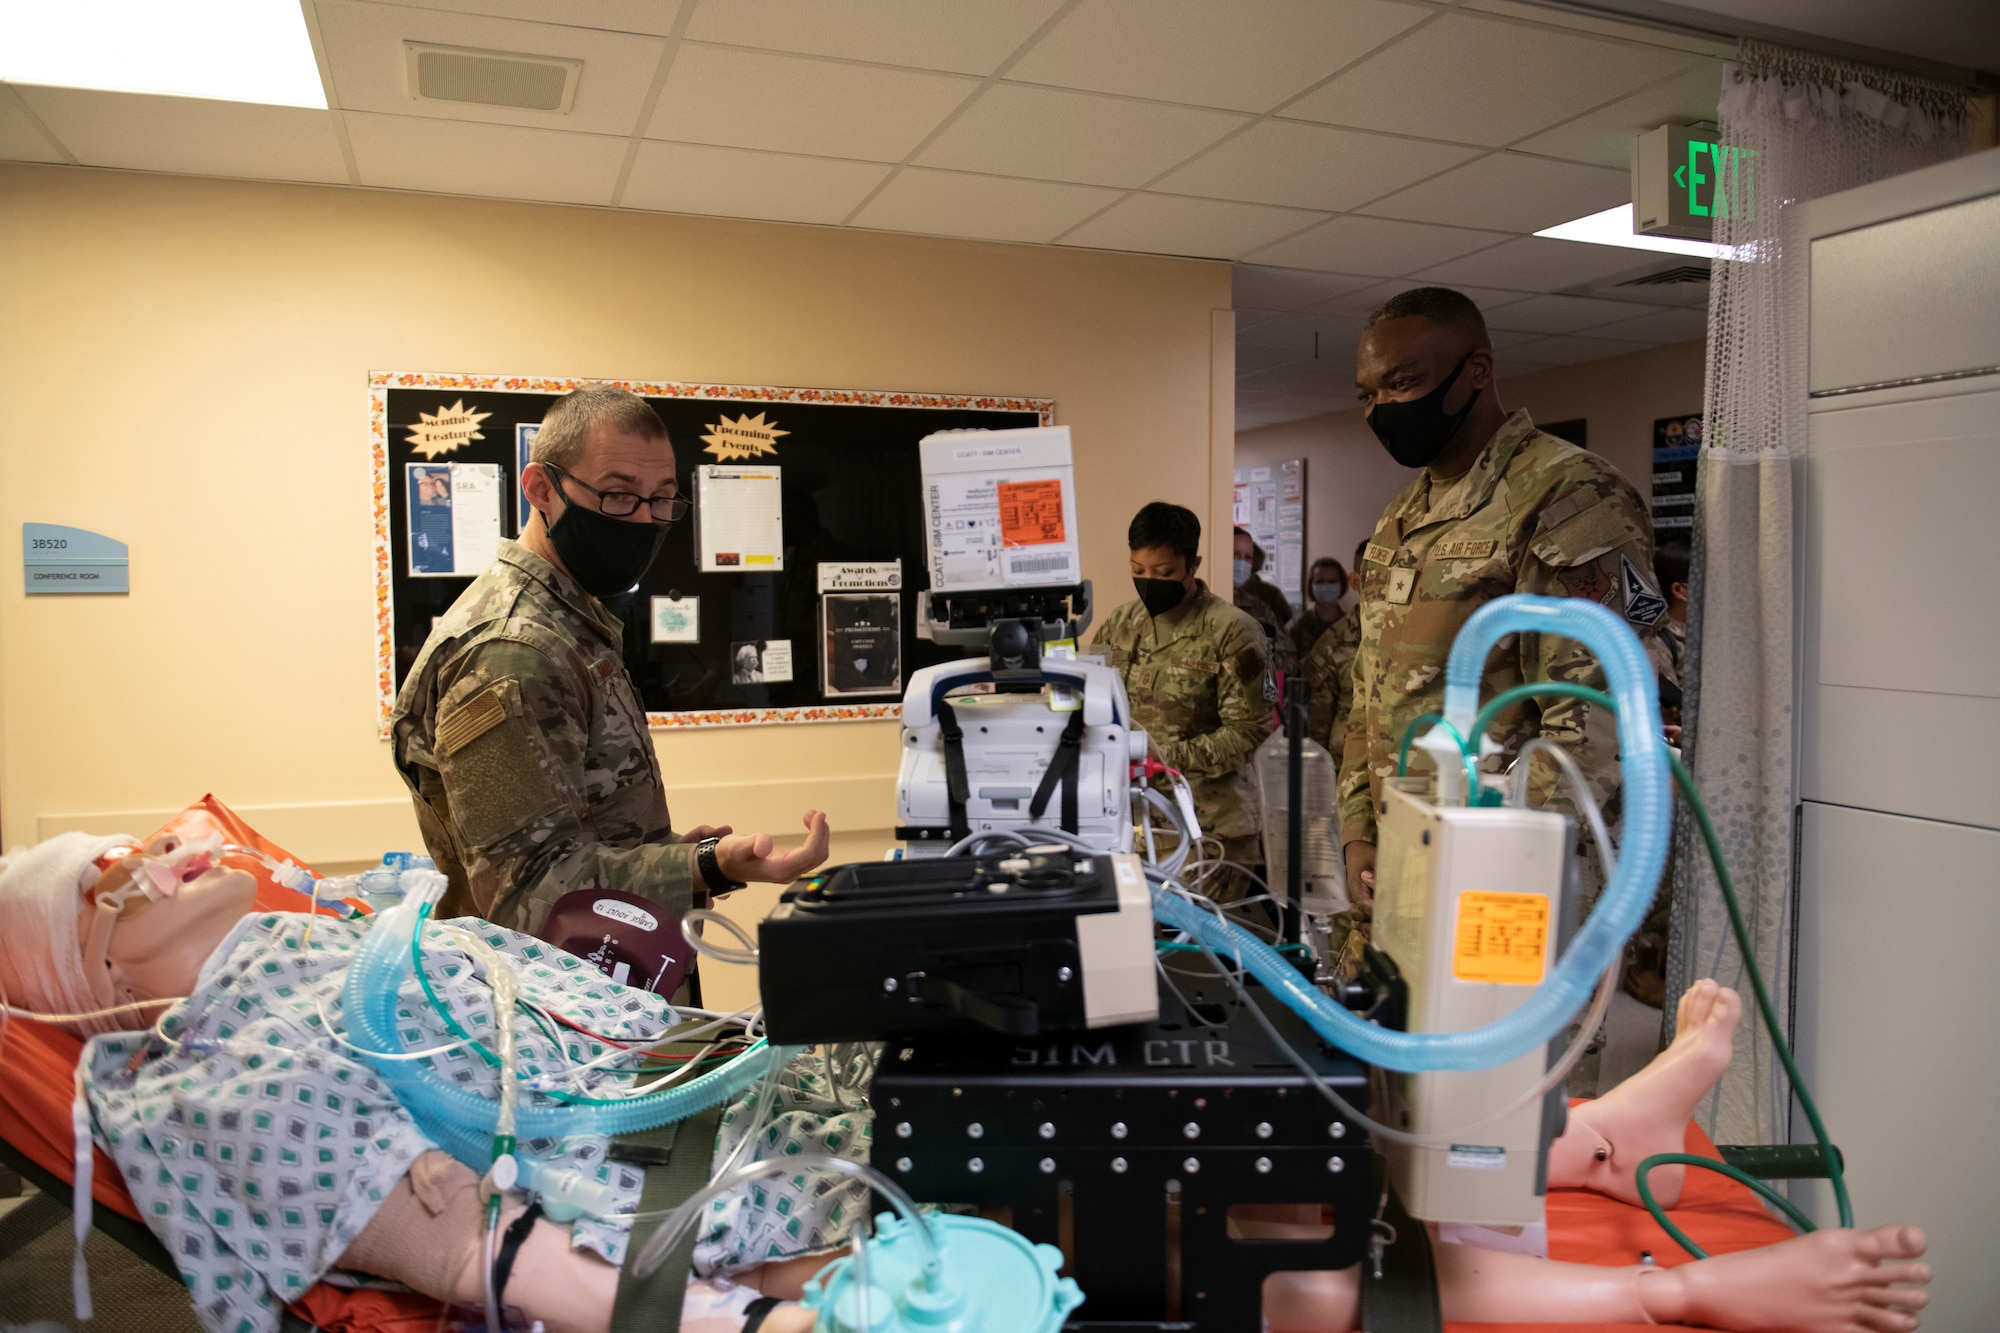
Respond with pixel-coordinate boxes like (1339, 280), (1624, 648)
(1620, 554), (1669, 626)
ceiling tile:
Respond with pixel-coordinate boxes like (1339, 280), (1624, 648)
(1500, 333), (1655, 368)
(1156, 120), (1478, 212)
(850, 168), (1123, 244)
(916, 83), (1248, 188)
(14, 87), (346, 182)
(1238, 367), (1351, 396)
(1512, 59), (1721, 169)
(0, 87), (65, 162)
(1062, 193), (1323, 260)
(1411, 235), (1653, 290)
(1285, 13), (1692, 148)
(1587, 304), (1709, 343)
(1359, 151), (1630, 234)
(1312, 277), (1536, 316)
(622, 141), (891, 223)
(1246, 214), (1505, 276)
(684, 0), (1064, 75)
(1239, 309), (1366, 355)
(1233, 266), (1380, 312)
(1485, 292), (1662, 334)
(316, 1), (667, 136)
(1237, 343), (1312, 373)
(359, 0), (688, 36)
(649, 44), (975, 160)
(1008, 0), (1426, 112)
(345, 111), (626, 203)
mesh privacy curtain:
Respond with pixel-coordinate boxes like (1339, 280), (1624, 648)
(1666, 41), (1970, 1146)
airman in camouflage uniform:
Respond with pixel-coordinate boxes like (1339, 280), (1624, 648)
(391, 541), (699, 932)
(1093, 578), (1273, 904)
(1233, 530), (1297, 681)
(1339, 408), (1659, 906)
(392, 386), (827, 935)
(1304, 607), (1361, 763)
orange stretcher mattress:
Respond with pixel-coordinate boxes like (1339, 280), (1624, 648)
(2, 799), (1798, 1331)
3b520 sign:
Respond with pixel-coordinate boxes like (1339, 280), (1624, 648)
(1633, 123), (1756, 241)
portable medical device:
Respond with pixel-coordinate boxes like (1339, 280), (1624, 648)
(899, 424), (1148, 858)
(896, 654), (1146, 855)
(759, 848), (1157, 1043)
(1370, 778), (1577, 1225)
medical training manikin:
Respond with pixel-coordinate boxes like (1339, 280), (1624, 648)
(0, 831), (868, 1333)
(0, 819), (1933, 1333)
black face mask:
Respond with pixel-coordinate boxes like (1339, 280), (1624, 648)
(1367, 354), (1480, 469)
(543, 499), (668, 600)
(1133, 576), (1190, 618)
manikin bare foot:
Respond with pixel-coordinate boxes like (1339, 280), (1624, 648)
(1265, 1226), (1931, 1332)
(1550, 978), (1741, 1207)
(1637, 1225), (1930, 1333)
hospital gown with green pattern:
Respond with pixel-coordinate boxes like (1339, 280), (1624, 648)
(80, 911), (873, 1333)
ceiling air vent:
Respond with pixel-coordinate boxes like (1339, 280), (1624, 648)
(1559, 257), (1710, 309)
(1617, 264), (1712, 288)
(405, 42), (581, 113)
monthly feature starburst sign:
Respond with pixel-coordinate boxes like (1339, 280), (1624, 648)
(405, 400), (492, 459)
(701, 411), (789, 460)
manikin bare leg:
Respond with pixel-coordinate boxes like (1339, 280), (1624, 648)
(1264, 982), (1930, 1332)
(1264, 1226), (1929, 1333)
(1549, 977), (1742, 1206)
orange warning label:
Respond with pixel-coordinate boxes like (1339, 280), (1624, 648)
(1452, 891), (1549, 985)
(997, 479), (1065, 546)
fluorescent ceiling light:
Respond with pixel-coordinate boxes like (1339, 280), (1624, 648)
(1536, 204), (1728, 260)
(0, 0), (326, 108)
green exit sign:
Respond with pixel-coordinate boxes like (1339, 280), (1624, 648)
(1633, 124), (1756, 241)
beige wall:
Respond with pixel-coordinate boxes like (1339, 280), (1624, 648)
(0, 165), (1231, 881)
(1236, 338), (1705, 589)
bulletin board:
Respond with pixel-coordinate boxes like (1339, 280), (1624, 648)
(371, 371), (1051, 734)
(1232, 458), (1306, 614)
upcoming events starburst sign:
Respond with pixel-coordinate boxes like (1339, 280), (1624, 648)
(700, 411), (788, 460)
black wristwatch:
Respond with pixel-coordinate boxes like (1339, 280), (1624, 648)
(695, 836), (745, 895)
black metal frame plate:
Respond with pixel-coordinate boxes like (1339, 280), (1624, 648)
(871, 958), (1371, 1331)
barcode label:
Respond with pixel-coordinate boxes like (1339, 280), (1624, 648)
(1008, 553), (1072, 575)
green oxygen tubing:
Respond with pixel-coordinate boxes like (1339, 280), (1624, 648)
(337, 874), (784, 1175)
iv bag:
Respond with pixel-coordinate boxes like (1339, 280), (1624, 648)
(1254, 728), (1349, 915)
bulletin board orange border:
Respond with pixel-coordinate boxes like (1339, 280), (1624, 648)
(370, 370), (1055, 737)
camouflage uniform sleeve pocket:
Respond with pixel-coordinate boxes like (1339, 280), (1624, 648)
(436, 678), (571, 850)
(1530, 494), (1645, 568)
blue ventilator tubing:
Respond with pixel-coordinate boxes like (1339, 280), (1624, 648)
(338, 888), (783, 1173)
(1154, 594), (1669, 1074)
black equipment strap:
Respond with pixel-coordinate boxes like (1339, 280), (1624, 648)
(609, 1100), (727, 1333)
(912, 973), (1041, 1036)
(1028, 708), (1087, 833)
(1361, 1162), (1443, 1333)
(490, 1199), (544, 1307)
(936, 699), (972, 842)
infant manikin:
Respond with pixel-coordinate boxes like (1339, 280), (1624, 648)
(0, 831), (1933, 1333)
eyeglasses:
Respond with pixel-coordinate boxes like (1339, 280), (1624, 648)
(546, 464), (692, 523)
